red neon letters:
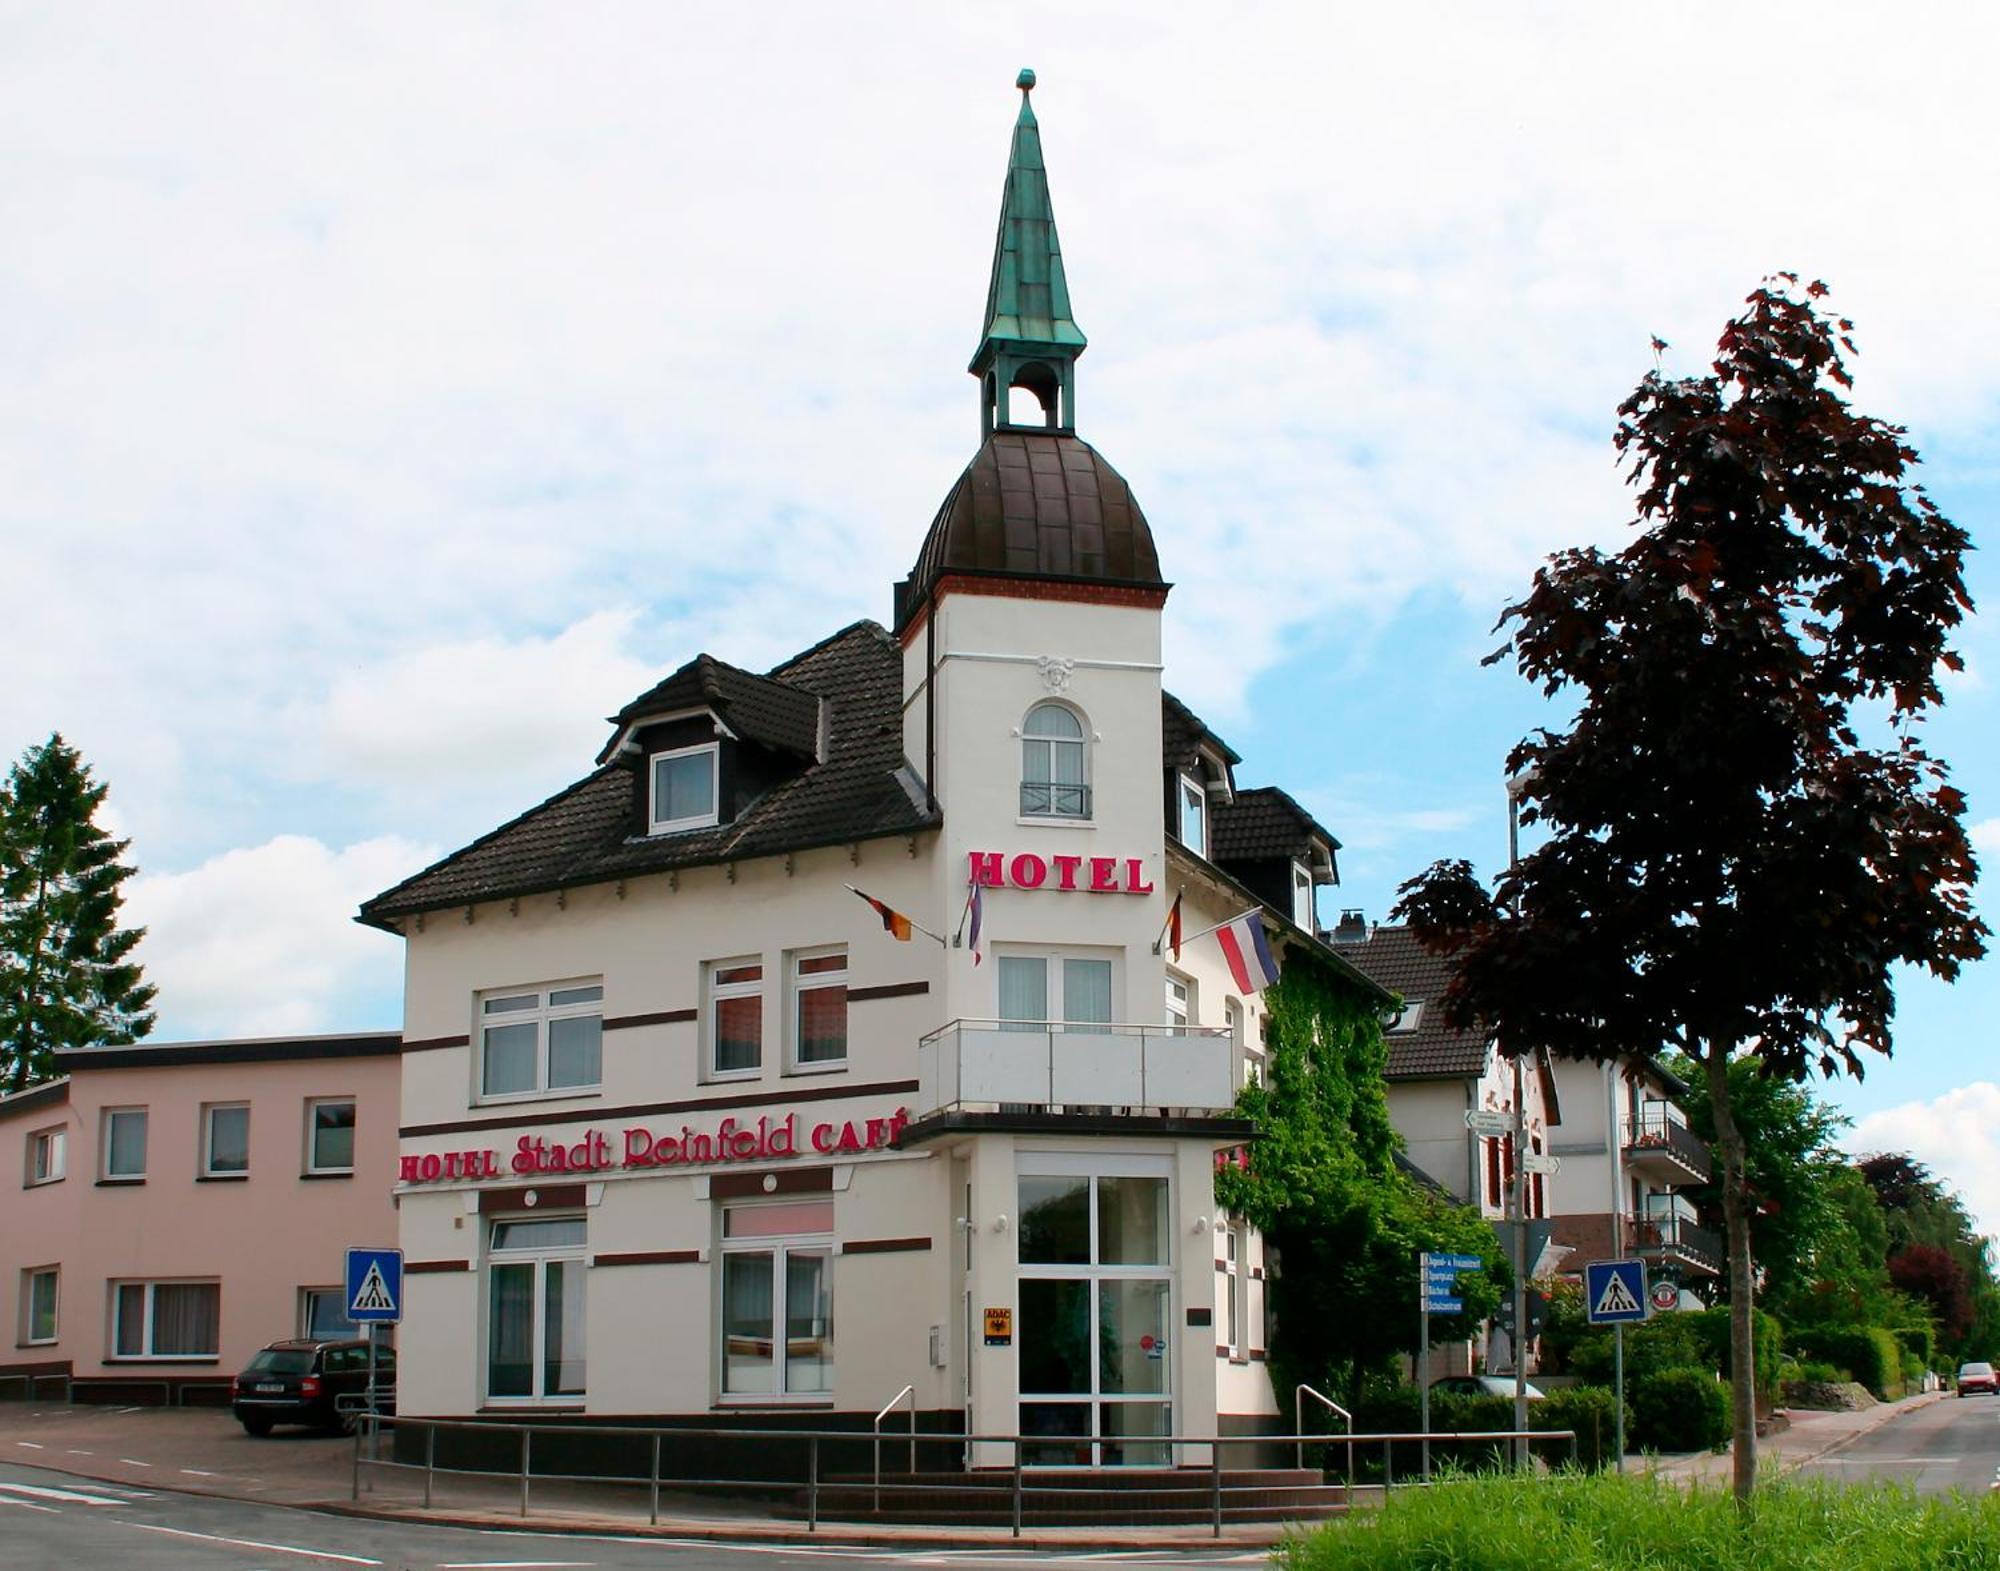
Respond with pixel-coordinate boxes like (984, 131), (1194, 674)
(968, 851), (1152, 894)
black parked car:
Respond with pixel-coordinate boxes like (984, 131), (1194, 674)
(230, 1338), (394, 1436)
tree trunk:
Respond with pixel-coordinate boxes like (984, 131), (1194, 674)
(1704, 1047), (1758, 1502)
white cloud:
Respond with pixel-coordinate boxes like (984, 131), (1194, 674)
(124, 835), (431, 1040)
(1848, 1083), (2000, 1244)
(1971, 819), (2000, 856)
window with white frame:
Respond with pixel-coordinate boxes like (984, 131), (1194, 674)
(478, 982), (604, 1101)
(306, 1098), (356, 1174)
(649, 743), (719, 833)
(707, 959), (764, 1076)
(1291, 861), (1315, 930)
(201, 1104), (250, 1177)
(487, 1215), (586, 1402)
(26, 1126), (65, 1186)
(790, 950), (847, 1070)
(102, 1108), (146, 1180)
(1221, 1223), (1246, 1357)
(1227, 998), (1260, 1087)
(720, 1199), (834, 1399)
(1178, 775), (1207, 857)
(22, 1267), (58, 1345)
(112, 1280), (219, 1359)
(301, 1286), (358, 1340)
(997, 947), (1115, 1032)
(1021, 703), (1089, 819)
(1016, 1156), (1173, 1466)
(1165, 974), (1191, 1031)
(1385, 1002), (1424, 1033)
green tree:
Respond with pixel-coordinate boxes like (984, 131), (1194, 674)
(0, 734), (156, 1090)
(1392, 279), (1986, 1500)
(1859, 1155), (2000, 1361)
(1215, 954), (1504, 1409)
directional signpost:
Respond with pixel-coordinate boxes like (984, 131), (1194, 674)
(1418, 1251), (1484, 1479)
(1465, 1109), (1511, 1138)
(345, 1248), (402, 1444)
(1584, 1259), (1648, 1471)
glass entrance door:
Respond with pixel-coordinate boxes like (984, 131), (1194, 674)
(1016, 1170), (1172, 1465)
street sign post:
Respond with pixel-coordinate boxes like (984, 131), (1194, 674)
(1522, 1152), (1561, 1176)
(1417, 1250), (1483, 1480)
(1464, 1110), (1511, 1138)
(1584, 1259), (1648, 1472)
(345, 1248), (403, 1437)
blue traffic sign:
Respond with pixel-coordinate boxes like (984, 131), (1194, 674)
(345, 1247), (404, 1325)
(1422, 1296), (1465, 1315)
(1584, 1259), (1648, 1325)
(1428, 1253), (1483, 1270)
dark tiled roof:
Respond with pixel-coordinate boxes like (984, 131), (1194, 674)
(1161, 692), (1241, 772)
(1210, 786), (1341, 863)
(1334, 924), (1491, 1081)
(607, 654), (821, 761)
(896, 430), (1162, 628)
(362, 622), (937, 925)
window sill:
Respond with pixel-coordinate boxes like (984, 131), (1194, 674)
(16, 1339), (59, 1350)
(104, 1356), (220, 1365)
(301, 1170), (355, 1181)
(96, 1177), (146, 1187)
(713, 1397), (836, 1410)
(646, 815), (721, 837)
(480, 1401), (585, 1412)
(784, 1061), (848, 1078)
(23, 1177), (65, 1189)
(1015, 816), (1094, 830)
(704, 1070), (763, 1086)
(474, 1088), (603, 1110)
(196, 1173), (250, 1183)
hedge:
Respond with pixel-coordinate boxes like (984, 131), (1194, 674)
(1629, 1367), (1729, 1451)
(1792, 1326), (1904, 1398)
(1531, 1385), (1628, 1470)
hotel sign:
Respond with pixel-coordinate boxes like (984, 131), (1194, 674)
(398, 1107), (911, 1185)
(968, 850), (1153, 894)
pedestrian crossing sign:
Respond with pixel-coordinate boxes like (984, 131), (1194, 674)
(345, 1247), (404, 1324)
(1584, 1259), (1648, 1324)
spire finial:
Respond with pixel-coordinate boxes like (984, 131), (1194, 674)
(1016, 67), (1035, 92)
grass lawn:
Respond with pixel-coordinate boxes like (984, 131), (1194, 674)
(1277, 1470), (2000, 1570)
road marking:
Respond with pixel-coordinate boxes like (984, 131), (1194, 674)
(181, 1467), (218, 1476)
(0, 1481), (126, 1505)
(437, 1563), (599, 1568)
(119, 1457), (151, 1467)
(0, 1496), (60, 1513)
(64, 1448), (94, 1455)
(14, 1441), (43, 1449)
(123, 1521), (383, 1564)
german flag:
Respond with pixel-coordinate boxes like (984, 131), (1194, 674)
(852, 887), (913, 941)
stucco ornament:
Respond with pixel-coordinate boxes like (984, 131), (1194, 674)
(1036, 656), (1076, 693)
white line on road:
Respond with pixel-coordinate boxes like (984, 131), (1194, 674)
(0, 1496), (60, 1513)
(64, 1448), (93, 1455)
(0, 1481), (126, 1505)
(119, 1457), (151, 1466)
(14, 1441), (43, 1449)
(181, 1467), (218, 1476)
(437, 1562), (600, 1568)
(122, 1521), (384, 1564)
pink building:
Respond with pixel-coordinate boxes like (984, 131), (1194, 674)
(1, 1033), (400, 1403)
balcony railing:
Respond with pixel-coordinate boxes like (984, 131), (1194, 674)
(1020, 782), (1092, 819)
(1628, 1213), (1724, 1274)
(1621, 1108), (1713, 1182)
(916, 1020), (1235, 1118)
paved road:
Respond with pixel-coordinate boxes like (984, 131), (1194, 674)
(0, 1462), (1273, 1571)
(1791, 1393), (2000, 1496)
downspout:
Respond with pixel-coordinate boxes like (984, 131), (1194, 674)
(1607, 1060), (1622, 1254)
(925, 589), (939, 818)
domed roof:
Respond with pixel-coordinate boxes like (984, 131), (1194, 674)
(894, 429), (1163, 630)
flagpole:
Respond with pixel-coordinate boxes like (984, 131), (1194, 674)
(1177, 905), (1268, 949)
(1149, 886), (1185, 956)
(952, 881), (975, 947)
(842, 884), (948, 946)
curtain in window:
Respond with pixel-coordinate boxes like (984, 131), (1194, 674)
(115, 1285), (145, 1355)
(108, 1112), (147, 1176)
(1063, 959), (1113, 1025)
(784, 1250), (832, 1394)
(488, 1263), (535, 1397)
(998, 956), (1047, 1027)
(722, 1252), (776, 1394)
(152, 1283), (219, 1355)
(312, 1104), (355, 1170)
(544, 1260), (586, 1397)
(207, 1109), (248, 1172)
(547, 1016), (601, 1088)
(29, 1273), (57, 1341)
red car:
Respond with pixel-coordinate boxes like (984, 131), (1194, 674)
(1956, 1361), (1996, 1397)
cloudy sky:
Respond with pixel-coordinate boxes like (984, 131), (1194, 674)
(4, 4), (1995, 1229)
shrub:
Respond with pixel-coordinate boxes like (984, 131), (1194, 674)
(1628, 1367), (1728, 1451)
(1793, 1326), (1903, 1397)
(1277, 1472), (2000, 1571)
(1531, 1385), (1629, 1470)
(1568, 1313), (1707, 1384)
(1795, 1359), (1846, 1383)
(1691, 1303), (1785, 1405)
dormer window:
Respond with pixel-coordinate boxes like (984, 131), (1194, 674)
(650, 744), (719, 834)
(1385, 1002), (1423, 1033)
(1292, 860), (1315, 929)
(1021, 703), (1089, 819)
(1179, 775), (1207, 857)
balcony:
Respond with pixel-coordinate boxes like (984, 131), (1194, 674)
(1622, 1107), (1713, 1184)
(1628, 1212), (1724, 1276)
(915, 1020), (1237, 1121)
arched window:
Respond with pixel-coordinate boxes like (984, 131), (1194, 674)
(1021, 703), (1089, 818)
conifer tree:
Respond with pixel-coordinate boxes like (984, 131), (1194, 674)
(0, 734), (156, 1090)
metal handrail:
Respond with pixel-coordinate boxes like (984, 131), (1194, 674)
(1294, 1382), (1354, 1485)
(355, 1413), (1575, 1538)
(872, 1383), (916, 1511)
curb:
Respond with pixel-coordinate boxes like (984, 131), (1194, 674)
(309, 1498), (1291, 1551)
(1770, 1389), (1947, 1473)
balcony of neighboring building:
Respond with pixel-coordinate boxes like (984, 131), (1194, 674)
(1622, 1102), (1712, 1185)
(903, 1020), (1249, 1143)
(1629, 1195), (1724, 1277)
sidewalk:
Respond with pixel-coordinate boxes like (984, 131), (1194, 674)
(1649, 1389), (1946, 1486)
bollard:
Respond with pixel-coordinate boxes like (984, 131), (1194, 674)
(519, 1428), (531, 1518)
(1210, 1446), (1222, 1538)
(649, 1433), (661, 1526)
(808, 1435), (819, 1533)
(1011, 1441), (1023, 1539)
(424, 1425), (435, 1510)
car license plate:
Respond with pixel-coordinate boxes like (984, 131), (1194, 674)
(255, 1383), (284, 1393)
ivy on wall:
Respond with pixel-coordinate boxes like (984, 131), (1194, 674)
(1215, 951), (1506, 1406)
